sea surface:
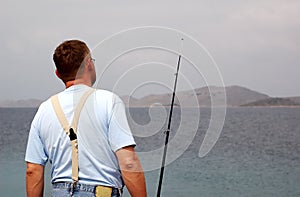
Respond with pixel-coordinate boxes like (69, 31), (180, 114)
(0, 107), (299, 196)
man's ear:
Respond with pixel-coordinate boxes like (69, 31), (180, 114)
(87, 59), (93, 71)
(55, 69), (61, 79)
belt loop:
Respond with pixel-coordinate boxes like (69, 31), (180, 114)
(69, 183), (73, 196)
(118, 188), (122, 197)
(70, 181), (77, 196)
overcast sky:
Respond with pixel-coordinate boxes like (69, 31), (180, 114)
(1, 0), (299, 100)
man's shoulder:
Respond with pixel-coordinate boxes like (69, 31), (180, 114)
(94, 89), (117, 97)
(94, 89), (122, 102)
(30, 97), (55, 126)
(36, 88), (123, 110)
(37, 97), (53, 111)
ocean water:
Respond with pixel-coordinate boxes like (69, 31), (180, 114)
(0, 107), (299, 196)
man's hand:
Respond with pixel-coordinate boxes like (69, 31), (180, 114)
(116, 146), (147, 197)
(26, 162), (44, 197)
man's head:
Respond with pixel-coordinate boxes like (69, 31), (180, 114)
(53, 40), (96, 85)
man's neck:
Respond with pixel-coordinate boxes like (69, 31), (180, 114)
(65, 80), (92, 89)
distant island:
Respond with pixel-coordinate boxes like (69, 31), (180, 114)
(241, 97), (300, 107)
(1, 86), (300, 108)
(121, 86), (300, 107)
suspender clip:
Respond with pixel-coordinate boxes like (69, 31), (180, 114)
(69, 128), (77, 141)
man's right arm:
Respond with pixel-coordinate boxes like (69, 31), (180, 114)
(116, 146), (147, 197)
(26, 162), (44, 197)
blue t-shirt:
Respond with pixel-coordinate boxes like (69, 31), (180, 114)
(25, 85), (136, 188)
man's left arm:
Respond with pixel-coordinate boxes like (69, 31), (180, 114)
(26, 162), (44, 197)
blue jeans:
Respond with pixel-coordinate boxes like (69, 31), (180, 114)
(52, 182), (121, 197)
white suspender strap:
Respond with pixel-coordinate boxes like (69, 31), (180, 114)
(71, 88), (95, 130)
(50, 88), (95, 183)
(51, 95), (70, 133)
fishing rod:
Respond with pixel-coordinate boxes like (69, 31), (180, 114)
(156, 38), (184, 197)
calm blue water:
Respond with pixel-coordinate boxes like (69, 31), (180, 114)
(0, 107), (299, 196)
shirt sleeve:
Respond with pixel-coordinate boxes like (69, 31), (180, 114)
(108, 95), (136, 152)
(25, 106), (48, 165)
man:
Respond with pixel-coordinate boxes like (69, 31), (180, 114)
(25, 40), (147, 197)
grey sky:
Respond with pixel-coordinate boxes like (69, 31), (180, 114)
(1, 0), (299, 100)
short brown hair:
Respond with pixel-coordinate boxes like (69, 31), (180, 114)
(53, 40), (90, 83)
